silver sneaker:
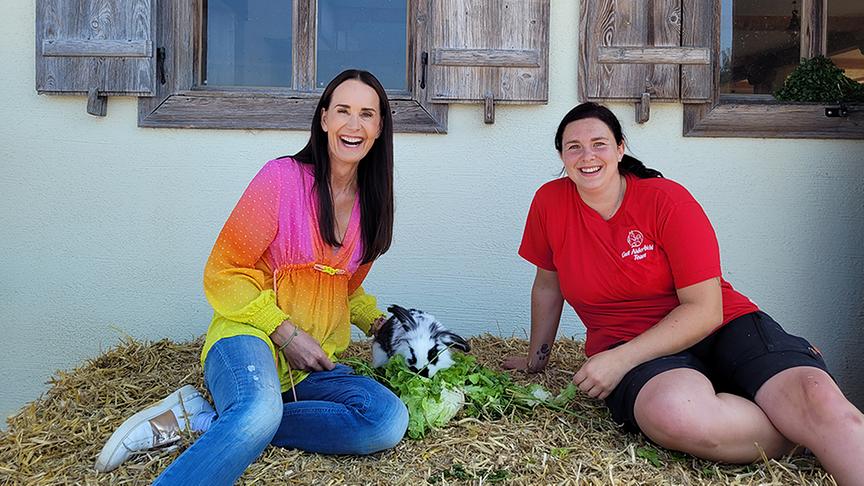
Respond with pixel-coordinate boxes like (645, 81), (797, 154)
(95, 384), (212, 472)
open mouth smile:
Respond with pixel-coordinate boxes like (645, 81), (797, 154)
(340, 136), (363, 148)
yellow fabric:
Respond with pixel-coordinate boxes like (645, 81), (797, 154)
(200, 271), (384, 391)
(198, 159), (386, 392)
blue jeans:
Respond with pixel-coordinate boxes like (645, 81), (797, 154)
(153, 335), (408, 486)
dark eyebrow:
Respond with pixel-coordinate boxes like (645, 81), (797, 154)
(333, 103), (377, 114)
(563, 136), (610, 146)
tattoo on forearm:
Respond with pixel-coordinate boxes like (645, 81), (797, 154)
(529, 343), (551, 371)
(537, 343), (550, 362)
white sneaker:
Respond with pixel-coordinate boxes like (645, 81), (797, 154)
(95, 384), (213, 472)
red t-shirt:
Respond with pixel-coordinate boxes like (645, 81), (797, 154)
(519, 174), (758, 356)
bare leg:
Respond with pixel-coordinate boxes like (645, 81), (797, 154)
(634, 368), (793, 462)
(756, 366), (864, 486)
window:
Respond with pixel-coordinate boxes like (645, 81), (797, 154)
(314, 0), (408, 90)
(203, 1), (296, 88)
(36, 0), (550, 133)
(718, 1), (804, 95)
(686, 0), (864, 138)
(827, 1), (864, 84)
(201, 0), (409, 91)
(580, 0), (864, 139)
(139, 0), (446, 132)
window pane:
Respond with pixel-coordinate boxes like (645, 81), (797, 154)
(316, 0), (408, 90)
(719, 0), (801, 95)
(828, 0), (864, 85)
(204, 0), (292, 87)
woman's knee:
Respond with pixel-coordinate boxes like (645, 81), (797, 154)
(374, 396), (409, 450)
(759, 368), (863, 431)
(635, 390), (722, 451)
(795, 374), (863, 430)
(222, 390), (284, 445)
(351, 389), (409, 454)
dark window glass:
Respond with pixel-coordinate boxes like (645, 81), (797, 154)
(719, 0), (801, 95)
(204, 0), (293, 87)
(316, 0), (408, 90)
(828, 0), (864, 84)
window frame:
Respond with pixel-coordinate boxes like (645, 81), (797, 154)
(137, 0), (448, 133)
(683, 0), (863, 139)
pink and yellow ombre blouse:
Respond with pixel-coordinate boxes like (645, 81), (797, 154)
(200, 157), (385, 390)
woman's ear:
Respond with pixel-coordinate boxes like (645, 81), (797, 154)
(617, 142), (625, 161)
(320, 107), (329, 132)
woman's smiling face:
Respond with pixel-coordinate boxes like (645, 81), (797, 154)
(559, 117), (625, 194)
(320, 79), (382, 167)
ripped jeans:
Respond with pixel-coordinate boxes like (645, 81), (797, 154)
(152, 335), (408, 486)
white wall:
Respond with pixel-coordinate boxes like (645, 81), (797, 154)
(2, 1), (862, 427)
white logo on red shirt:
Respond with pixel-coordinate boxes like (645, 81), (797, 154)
(621, 229), (655, 261)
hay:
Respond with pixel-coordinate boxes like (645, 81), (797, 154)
(0, 335), (835, 485)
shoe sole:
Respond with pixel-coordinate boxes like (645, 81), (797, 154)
(95, 384), (198, 472)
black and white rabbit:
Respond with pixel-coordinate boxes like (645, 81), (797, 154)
(372, 304), (470, 378)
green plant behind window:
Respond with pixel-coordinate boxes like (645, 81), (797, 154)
(773, 55), (864, 102)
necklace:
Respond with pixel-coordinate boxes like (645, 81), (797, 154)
(603, 176), (626, 220)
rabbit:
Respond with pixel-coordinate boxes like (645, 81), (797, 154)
(371, 304), (471, 378)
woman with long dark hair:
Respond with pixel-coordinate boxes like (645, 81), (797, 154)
(95, 70), (407, 484)
(506, 102), (864, 484)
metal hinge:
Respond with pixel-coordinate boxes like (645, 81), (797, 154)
(825, 102), (849, 118)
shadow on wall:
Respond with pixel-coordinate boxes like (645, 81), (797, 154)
(838, 310), (864, 408)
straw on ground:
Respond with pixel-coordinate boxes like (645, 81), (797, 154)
(0, 335), (835, 485)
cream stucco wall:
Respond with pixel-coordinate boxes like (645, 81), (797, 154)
(2, 1), (862, 428)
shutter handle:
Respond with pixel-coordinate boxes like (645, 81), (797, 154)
(156, 47), (166, 85)
(420, 51), (428, 89)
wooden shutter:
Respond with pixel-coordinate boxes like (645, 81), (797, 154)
(425, 0), (549, 123)
(36, 0), (156, 116)
(580, 0), (712, 122)
(680, 0), (713, 102)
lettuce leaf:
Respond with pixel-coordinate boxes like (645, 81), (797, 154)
(342, 353), (580, 439)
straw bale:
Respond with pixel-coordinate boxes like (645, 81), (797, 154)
(0, 335), (835, 485)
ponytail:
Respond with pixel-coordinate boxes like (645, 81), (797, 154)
(619, 154), (663, 179)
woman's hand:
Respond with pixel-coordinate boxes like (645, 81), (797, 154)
(369, 314), (388, 337)
(502, 355), (530, 371)
(270, 321), (334, 372)
(502, 355), (548, 373)
(571, 278), (723, 400)
(572, 347), (633, 400)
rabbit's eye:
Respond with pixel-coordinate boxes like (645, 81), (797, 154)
(427, 347), (439, 365)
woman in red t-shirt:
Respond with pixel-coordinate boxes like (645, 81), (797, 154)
(504, 102), (864, 484)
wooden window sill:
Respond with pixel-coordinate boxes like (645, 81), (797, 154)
(683, 100), (864, 139)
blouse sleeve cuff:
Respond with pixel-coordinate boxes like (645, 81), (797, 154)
(349, 288), (386, 335)
(247, 298), (291, 335)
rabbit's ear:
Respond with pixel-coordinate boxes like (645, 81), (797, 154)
(387, 304), (417, 330)
(439, 331), (471, 353)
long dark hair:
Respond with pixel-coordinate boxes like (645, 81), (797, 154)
(292, 69), (394, 264)
(554, 102), (663, 179)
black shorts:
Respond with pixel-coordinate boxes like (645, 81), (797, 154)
(604, 311), (830, 433)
